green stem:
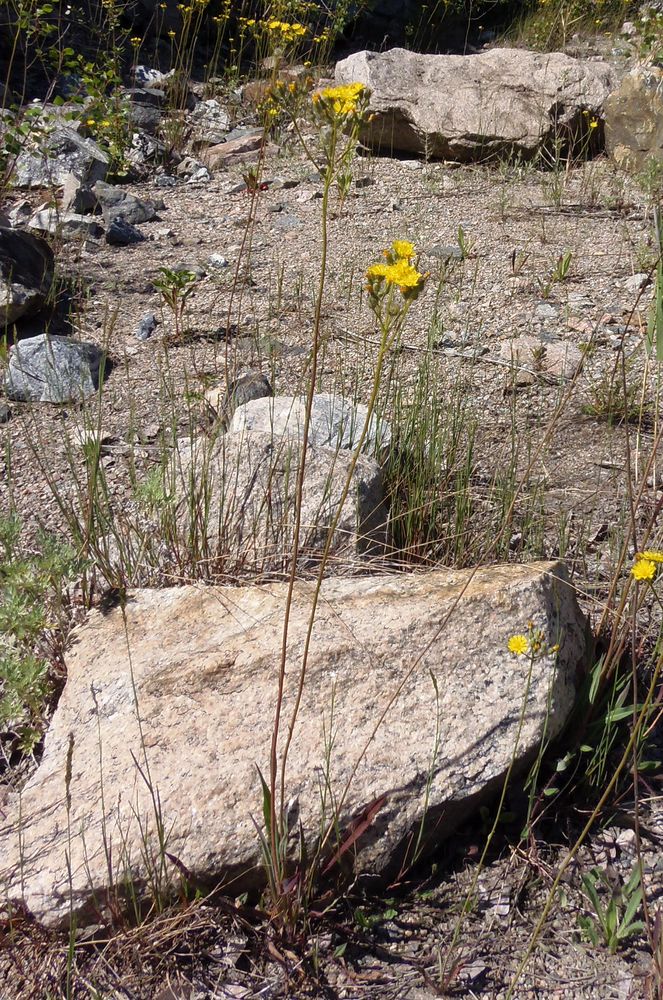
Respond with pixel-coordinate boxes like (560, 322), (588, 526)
(269, 122), (338, 896)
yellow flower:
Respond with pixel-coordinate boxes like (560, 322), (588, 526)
(392, 239), (415, 260)
(386, 258), (423, 290)
(366, 257), (425, 295)
(168, 29), (176, 36)
(86, 118), (96, 126)
(366, 262), (390, 279)
(637, 550), (663, 563)
(321, 82), (365, 104)
(508, 634), (529, 656)
(632, 559), (656, 581)
(589, 118), (598, 129)
(130, 36), (142, 45)
(101, 119), (111, 127)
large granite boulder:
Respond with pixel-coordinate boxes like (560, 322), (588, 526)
(605, 64), (663, 174)
(0, 562), (589, 928)
(335, 47), (616, 161)
(0, 227), (53, 325)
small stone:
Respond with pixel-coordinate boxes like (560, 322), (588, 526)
(535, 302), (558, 320)
(154, 175), (178, 188)
(208, 253), (229, 269)
(624, 273), (650, 294)
(106, 219), (144, 246)
(186, 166), (211, 184)
(0, 402), (11, 423)
(135, 313), (158, 341)
(428, 244), (463, 262)
(172, 263), (205, 278)
(354, 176), (374, 188)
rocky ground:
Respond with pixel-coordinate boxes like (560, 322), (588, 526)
(1, 28), (662, 1000)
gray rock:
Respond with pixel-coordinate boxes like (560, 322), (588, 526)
(135, 312), (158, 340)
(535, 302), (559, 321)
(133, 65), (174, 88)
(12, 124), (109, 188)
(0, 561), (589, 928)
(61, 173), (97, 214)
(92, 181), (159, 225)
(335, 47), (615, 161)
(624, 272), (651, 294)
(189, 98), (230, 149)
(154, 174), (178, 187)
(127, 103), (164, 134)
(208, 253), (228, 269)
(0, 227), (54, 325)
(0, 403), (11, 423)
(124, 86), (167, 107)
(186, 166), (211, 184)
(28, 208), (104, 240)
(205, 370), (273, 427)
(4, 334), (106, 402)
(174, 428), (388, 574)
(605, 65), (663, 173)
(128, 131), (168, 167)
(428, 244), (464, 262)
(229, 393), (392, 459)
(106, 218), (144, 246)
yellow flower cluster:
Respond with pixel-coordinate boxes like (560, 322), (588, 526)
(366, 239), (426, 297)
(313, 82), (366, 118)
(263, 18), (307, 42)
(632, 550), (663, 581)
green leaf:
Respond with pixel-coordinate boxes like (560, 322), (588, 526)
(604, 704), (645, 723)
(255, 765), (271, 839)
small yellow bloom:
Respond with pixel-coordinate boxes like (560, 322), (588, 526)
(589, 118), (598, 129)
(168, 29), (176, 37)
(632, 559), (656, 581)
(130, 36), (142, 45)
(508, 634), (529, 656)
(637, 550), (663, 563)
(86, 118), (96, 126)
(101, 119), (111, 127)
(366, 262), (390, 279)
(392, 239), (415, 260)
(386, 258), (423, 290)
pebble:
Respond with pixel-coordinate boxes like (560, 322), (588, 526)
(135, 313), (158, 341)
(623, 272), (650, 294)
(535, 302), (558, 320)
(154, 175), (178, 187)
(208, 253), (229, 268)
